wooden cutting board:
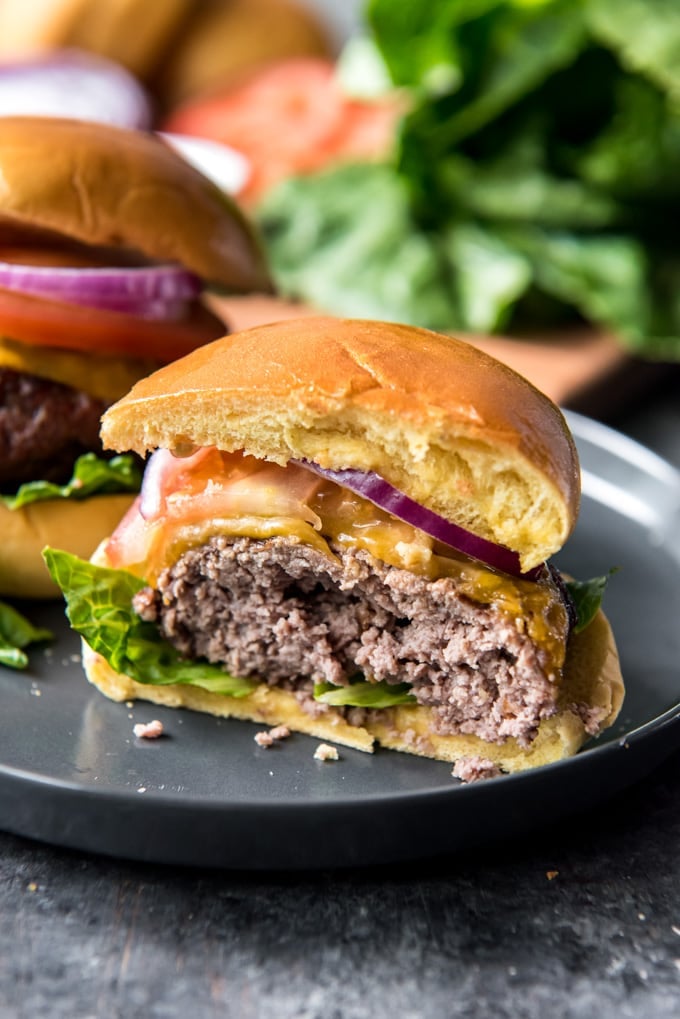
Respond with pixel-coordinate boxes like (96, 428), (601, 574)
(213, 295), (665, 416)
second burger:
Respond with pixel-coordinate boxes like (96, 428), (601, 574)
(0, 115), (271, 597)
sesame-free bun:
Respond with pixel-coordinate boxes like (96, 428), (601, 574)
(0, 493), (135, 598)
(101, 317), (581, 572)
(0, 116), (271, 293)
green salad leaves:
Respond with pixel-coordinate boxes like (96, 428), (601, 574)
(259, 0), (680, 358)
(3, 453), (143, 511)
(314, 679), (417, 709)
(43, 549), (256, 697)
(564, 572), (614, 633)
(0, 601), (53, 670)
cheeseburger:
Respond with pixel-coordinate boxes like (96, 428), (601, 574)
(47, 318), (623, 778)
(0, 115), (270, 597)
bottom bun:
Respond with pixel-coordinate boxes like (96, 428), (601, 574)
(82, 609), (624, 775)
(0, 495), (136, 599)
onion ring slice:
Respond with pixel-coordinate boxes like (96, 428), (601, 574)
(0, 262), (202, 321)
(297, 460), (541, 580)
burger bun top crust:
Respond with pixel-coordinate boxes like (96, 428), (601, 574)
(0, 116), (271, 292)
(100, 317), (581, 571)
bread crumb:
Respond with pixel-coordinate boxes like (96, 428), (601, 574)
(133, 720), (164, 739)
(254, 725), (291, 748)
(314, 743), (339, 762)
(254, 731), (274, 748)
(452, 756), (502, 783)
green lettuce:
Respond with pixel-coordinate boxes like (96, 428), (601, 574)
(0, 601), (53, 670)
(314, 679), (416, 709)
(3, 453), (143, 511)
(564, 572), (615, 633)
(43, 548), (256, 697)
(257, 0), (680, 358)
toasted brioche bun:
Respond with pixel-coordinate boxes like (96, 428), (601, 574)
(0, 0), (193, 80)
(81, 547), (624, 774)
(0, 494), (134, 599)
(155, 0), (332, 110)
(101, 317), (580, 572)
(0, 116), (271, 293)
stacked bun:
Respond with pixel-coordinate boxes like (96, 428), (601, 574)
(0, 116), (270, 597)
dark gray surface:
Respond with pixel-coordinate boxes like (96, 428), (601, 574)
(1, 414), (680, 870)
(1, 381), (679, 1016)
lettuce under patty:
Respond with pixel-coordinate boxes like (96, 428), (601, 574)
(43, 548), (256, 697)
(43, 548), (610, 707)
(3, 453), (142, 511)
(314, 680), (417, 709)
(44, 548), (418, 707)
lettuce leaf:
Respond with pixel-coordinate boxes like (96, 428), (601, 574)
(42, 548), (256, 697)
(257, 0), (680, 358)
(564, 572), (615, 633)
(314, 679), (416, 709)
(0, 601), (53, 670)
(4, 453), (143, 511)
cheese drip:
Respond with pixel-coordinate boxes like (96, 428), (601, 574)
(105, 447), (569, 674)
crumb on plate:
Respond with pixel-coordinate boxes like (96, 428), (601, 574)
(452, 756), (502, 783)
(133, 719), (164, 740)
(314, 743), (339, 762)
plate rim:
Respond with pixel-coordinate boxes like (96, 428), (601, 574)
(1, 411), (680, 864)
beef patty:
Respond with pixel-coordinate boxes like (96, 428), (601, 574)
(0, 368), (108, 488)
(134, 534), (571, 746)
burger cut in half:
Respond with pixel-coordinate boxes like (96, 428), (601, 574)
(0, 115), (271, 598)
(46, 318), (624, 779)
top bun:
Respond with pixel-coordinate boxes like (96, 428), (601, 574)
(0, 116), (271, 292)
(100, 317), (581, 571)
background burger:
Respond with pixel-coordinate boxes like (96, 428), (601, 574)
(46, 318), (624, 779)
(0, 115), (271, 598)
(0, 0), (334, 112)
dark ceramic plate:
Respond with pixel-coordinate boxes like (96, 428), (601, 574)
(1, 412), (679, 870)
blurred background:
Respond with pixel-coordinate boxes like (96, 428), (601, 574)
(0, 0), (678, 412)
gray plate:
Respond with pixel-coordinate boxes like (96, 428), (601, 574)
(1, 412), (679, 870)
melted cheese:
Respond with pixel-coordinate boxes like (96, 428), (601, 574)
(0, 336), (157, 402)
(106, 448), (569, 674)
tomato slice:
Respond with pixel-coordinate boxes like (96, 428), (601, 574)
(163, 57), (402, 203)
(0, 285), (226, 362)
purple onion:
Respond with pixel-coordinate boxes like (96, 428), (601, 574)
(0, 49), (152, 129)
(298, 460), (540, 580)
(0, 261), (202, 320)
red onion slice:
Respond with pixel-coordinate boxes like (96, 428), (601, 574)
(297, 460), (540, 579)
(0, 262), (202, 320)
(0, 50), (152, 128)
(139, 449), (175, 521)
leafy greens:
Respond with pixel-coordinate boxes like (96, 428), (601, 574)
(564, 571), (615, 633)
(0, 601), (53, 670)
(3, 453), (143, 511)
(43, 549), (256, 697)
(258, 0), (680, 357)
